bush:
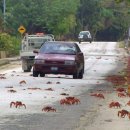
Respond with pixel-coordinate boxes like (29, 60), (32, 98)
(118, 41), (125, 48)
(0, 33), (20, 56)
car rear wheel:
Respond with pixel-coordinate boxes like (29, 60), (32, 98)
(73, 72), (78, 79)
(78, 69), (83, 79)
(33, 69), (39, 77)
(40, 73), (45, 77)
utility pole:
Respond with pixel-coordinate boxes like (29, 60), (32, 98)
(3, 0), (6, 22)
(80, 0), (84, 30)
(3, 0), (6, 30)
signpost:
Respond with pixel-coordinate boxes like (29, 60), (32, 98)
(18, 25), (26, 34)
(128, 27), (130, 39)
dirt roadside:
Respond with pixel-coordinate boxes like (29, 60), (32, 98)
(0, 56), (21, 71)
(0, 56), (20, 65)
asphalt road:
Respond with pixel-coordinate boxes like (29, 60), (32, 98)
(0, 41), (127, 130)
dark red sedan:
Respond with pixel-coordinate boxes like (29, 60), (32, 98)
(33, 41), (84, 79)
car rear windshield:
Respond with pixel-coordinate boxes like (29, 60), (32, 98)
(27, 37), (53, 50)
(79, 31), (90, 35)
(40, 43), (76, 55)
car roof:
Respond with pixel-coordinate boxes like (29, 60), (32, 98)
(44, 41), (77, 45)
(79, 31), (90, 33)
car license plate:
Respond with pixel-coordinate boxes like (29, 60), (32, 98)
(51, 67), (58, 71)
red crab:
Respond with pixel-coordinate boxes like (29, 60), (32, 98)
(118, 93), (126, 97)
(116, 88), (126, 92)
(126, 101), (130, 106)
(27, 87), (41, 90)
(46, 81), (52, 84)
(60, 96), (80, 105)
(10, 101), (26, 109)
(45, 88), (54, 91)
(96, 93), (105, 99)
(0, 76), (6, 79)
(19, 80), (26, 84)
(118, 109), (130, 119)
(109, 101), (121, 108)
(42, 106), (56, 112)
(56, 82), (60, 84)
(60, 93), (69, 96)
(8, 89), (17, 93)
(90, 93), (105, 99)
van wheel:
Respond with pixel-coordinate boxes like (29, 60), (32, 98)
(33, 70), (39, 77)
(22, 60), (32, 72)
(24, 66), (32, 72)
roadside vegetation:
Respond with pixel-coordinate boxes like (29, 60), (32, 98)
(118, 41), (125, 48)
(0, 0), (129, 56)
(0, 33), (20, 56)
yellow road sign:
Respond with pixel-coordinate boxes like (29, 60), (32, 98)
(18, 25), (26, 34)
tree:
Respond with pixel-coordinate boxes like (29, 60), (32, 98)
(115, 0), (130, 3)
(99, 0), (130, 40)
(77, 0), (130, 40)
(4, 0), (130, 41)
(6, 0), (80, 38)
(77, 0), (105, 39)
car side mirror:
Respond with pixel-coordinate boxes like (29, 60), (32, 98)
(78, 52), (83, 56)
(33, 50), (39, 53)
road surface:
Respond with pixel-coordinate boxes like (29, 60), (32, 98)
(0, 42), (127, 130)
